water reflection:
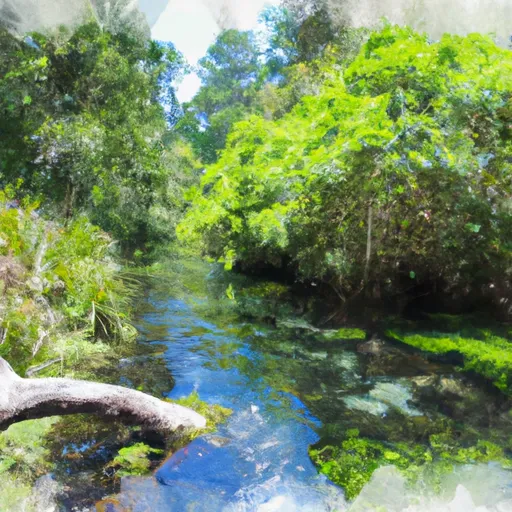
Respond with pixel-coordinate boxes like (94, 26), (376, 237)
(106, 262), (512, 511)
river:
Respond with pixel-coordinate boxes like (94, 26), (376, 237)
(91, 259), (512, 512)
(35, 258), (511, 512)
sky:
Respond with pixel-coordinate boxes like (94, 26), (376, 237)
(145, 0), (280, 102)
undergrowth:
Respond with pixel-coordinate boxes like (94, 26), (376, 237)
(0, 186), (138, 374)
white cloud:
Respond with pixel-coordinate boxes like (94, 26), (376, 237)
(176, 73), (202, 103)
(151, 0), (218, 64)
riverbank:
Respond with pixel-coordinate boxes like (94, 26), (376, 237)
(0, 200), (211, 509)
(0, 193), (139, 376)
(2, 250), (512, 510)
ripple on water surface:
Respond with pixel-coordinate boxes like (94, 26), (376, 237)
(106, 294), (512, 512)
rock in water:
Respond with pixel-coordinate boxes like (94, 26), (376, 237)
(357, 338), (386, 355)
(369, 382), (422, 416)
(32, 474), (61, 512)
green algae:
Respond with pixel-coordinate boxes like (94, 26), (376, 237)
(309, 429), (511, 501)
(109, 443), (165, 477)
(171, 391), (233, 436)
(0, 476), (37, 512)
(0, 418), (60, 512)
(320, 328), (367, 341)
(387, 330), (512, 393)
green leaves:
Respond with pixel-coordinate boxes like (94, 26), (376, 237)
(465, 223), (482, 233)
(226, 284), (235, 300)
(180, 25), (512, 304)
(36, 56), (48, 69)
(0, 22), (189, 252)
(179, 29), (263, 164)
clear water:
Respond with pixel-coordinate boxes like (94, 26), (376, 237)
(101, 263), (512, 512)
(115, 297), (346, 511)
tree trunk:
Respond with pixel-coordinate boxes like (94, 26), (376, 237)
(363, 204), (373, 284)
(0, 357), (206, 432)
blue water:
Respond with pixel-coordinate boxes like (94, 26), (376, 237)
(113, 298), (346, 511)
(103, 278), (512, 512)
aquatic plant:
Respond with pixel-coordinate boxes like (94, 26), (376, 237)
(320, 328), (367, 341)
(387, 330), (512, 393)
(110, 443), (165, 477)
(0, 418), (57, 480)
(309, 429), (511, 500)
(171, 391), (233, 437)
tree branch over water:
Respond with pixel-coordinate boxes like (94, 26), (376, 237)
(0, 357), (206, 432)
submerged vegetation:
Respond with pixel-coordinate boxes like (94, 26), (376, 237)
(171, 391), (233, 433)
(142, 257), (512, 506)
(387, 329), (512, 393)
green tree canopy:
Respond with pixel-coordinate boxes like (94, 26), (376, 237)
(180, 5), (364, 164)
(0, 22), (187, 250)
(179, 26), (512, 308)
(178, 29), (264, 164)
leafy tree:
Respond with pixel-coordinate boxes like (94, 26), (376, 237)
(179, 26), (512, 311)
(178, 29), (263, 164)
(279, 0), (348, 62)
(180, 6), (363, 162)
(0, 22), (187, 251)
(260, 5), (302, 74)
(256, 4), (365, 122)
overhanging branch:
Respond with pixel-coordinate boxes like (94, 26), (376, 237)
(0, 357), (206, 432)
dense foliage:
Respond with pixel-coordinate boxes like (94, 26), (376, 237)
(0, 187), (137, 373)
(0, 21), (194, 251)
(178, 30), (263, 164)
(178, 5), (362, 164)
(180, 25), (512, 311)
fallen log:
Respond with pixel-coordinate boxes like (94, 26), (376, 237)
(0, 357), (206, 431)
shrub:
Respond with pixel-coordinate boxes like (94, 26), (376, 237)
(0, 192), (136, 373)
(179, 26), (512, 308)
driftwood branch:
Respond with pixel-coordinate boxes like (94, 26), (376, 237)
(0, 357), (206, 432)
